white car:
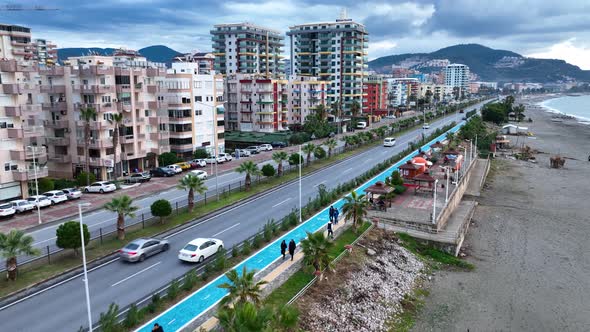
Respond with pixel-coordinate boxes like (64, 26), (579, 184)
(166, 164), (183, 174)
(187, 170), (208, 180)
(383, 137), (397, 147)
(356, 121), (367, 129)
(422, 123), (430, 129)
(205, 156), (225, 164)
(62, 188), (83, 200)
(259, 144), (273, 151)
(43, 190), (68, 205)
(10, 199), (35, 213)
(178, 238), (224, 263)
(219, 153), (233, 162)
(0, 203), (15, 217)
(27, 195), (52, 208)
(84, 181), (117, 193)
(191, 159), (207, 168)
(385, 114), (396, 119)
(232, 149), (251, 158)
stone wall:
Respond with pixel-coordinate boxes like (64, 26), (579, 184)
(436, 158), (478, 231)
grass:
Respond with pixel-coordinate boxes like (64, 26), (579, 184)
(397, 233), (474, 270)
(386, 287), (430, 332)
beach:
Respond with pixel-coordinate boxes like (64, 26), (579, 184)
(412, 98), (590, 331)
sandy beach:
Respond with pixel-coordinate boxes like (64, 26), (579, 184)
(412, 97), (590, 331)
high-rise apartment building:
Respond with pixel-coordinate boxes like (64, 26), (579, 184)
(33, 38), (57, 66)
(0, 23), (47, 200)
(287, 16), (368, 110)
(211, 23), (284, 77)
(363, 75), (388, 116)
(386, 78), (420, 108)
(173, 51), (215, 74)
(286, 75), (329, 126)
(444, 64), (470, 97)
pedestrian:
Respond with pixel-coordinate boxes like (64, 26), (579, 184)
(288, 239), (296, 261)
(329, 205), (334, 222)
(152, 323), (164, 332)
(280, 240), (287, 260)
(333, 208), (340, 224)
(327, 221), (334, 239)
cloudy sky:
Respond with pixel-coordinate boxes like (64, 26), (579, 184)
(6, 0), (590, 69)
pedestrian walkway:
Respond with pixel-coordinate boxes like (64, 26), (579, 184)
(464, 158), (490, 197)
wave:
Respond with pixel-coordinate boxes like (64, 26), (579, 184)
(538, 97), (590, 123)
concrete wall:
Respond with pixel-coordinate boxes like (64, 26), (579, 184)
(436, 158), (478, 231)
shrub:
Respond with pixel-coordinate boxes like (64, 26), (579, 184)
(280, 219), (290, 231)
(231, 245), (239, 258)
(147, 294), (162, 313)
(76, 171), (96, 187)
(390, 171), (404, 186)
(167, 279), (180, 300)
(183, 269), (198, 291)
(54, 178), (77, 190)
(313, 146), (326, 159)
(288, 153), (303, 166)
(394, 185), (407, 194)
(214, 247), (227, 271)
(37, 178), (55, 193)
(56, 221), (90, 256)
(150, 199), (172, 223)
(263, 223), (273, 242)
(193, 149), (210, 159)
(289, 132), (310, 145)
(430, 156), (439, 164)
(288, 210), (299, 226)
(252, 233), (263, 249)
(123, 304), (141, 328)
(261, 164), (276, 177)
(158, 152), (178, 166)
(241, 240), (252, 256)
(99, 303), (123, 332)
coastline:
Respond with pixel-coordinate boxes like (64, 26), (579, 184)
(522, 93), (590, 123)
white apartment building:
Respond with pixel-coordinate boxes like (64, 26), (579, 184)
(287, 16), (369, 111)
(211, 23), (284, 77)
(385, 78), (420, 107)
(286, 75), (329, 126)
(444, 64), (470, 97)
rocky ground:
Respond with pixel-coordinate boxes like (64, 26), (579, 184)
(297, 230), (424, 332)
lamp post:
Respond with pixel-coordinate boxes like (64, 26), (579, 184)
(195, 101), (220, 199)
(298, 143), (302, 223)
(27, 146), (42, 224)
(432, 179), (438, 224)
(78, 202), (93, 331)
(444, 166), (450, 203)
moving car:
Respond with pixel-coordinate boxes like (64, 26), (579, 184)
(84, 181), (117, 193)
(356, 121), (367, 129)
(383, 137), (397, 147)
(0, 203), (15, 218)
(150, 167), (176, 177)
(191, 159), (207, 168)
(43, 190), (68, 205)
(166, 164), (183, 174)
(178, 238), (224, 263)
(175, 162), (192, 170)
(10, 199), (35, 213)
(27, 195), (52, 208)
(187, 170), (208, 180)
(119, 238), (170, 262)
(218, 152), (232, 162)
(422, 123), (430, 129)
(271, 141), (288, 148)
(126, 172), (151, 183)
(245, 146), (260, 154)
(62, 188), (82, 200)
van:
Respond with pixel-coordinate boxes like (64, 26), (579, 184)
(383, 137), (396, 147)
(356, 121), (367, 129)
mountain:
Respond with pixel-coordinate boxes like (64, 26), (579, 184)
(56, 45), (181, 67)
(368, 43), (590, 83)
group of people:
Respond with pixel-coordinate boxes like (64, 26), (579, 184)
(327, 205), (340, 238)
(280, 239), (297, 261)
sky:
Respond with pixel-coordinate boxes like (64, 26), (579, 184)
(5, 0), (590, 69)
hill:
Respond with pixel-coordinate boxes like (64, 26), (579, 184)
(56, 45), (181, 67)
(368, 43), (590, 83)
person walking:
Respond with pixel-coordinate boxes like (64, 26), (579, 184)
(327, 221), (334, 239)
(329, 205), (334, 222)
(288, 239), (296, 261)
(152, 323), (164, 332)
(333, 208), (340, 224)
(280, 240), (287, 260)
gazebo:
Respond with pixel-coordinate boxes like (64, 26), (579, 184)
(399, 160), (423, 179)
(365, 181), (394, 209)
(413, 172), (436, 194)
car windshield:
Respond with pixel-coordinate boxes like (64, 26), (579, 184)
(0, 204), (11, 209)
(183, 244), (198, 251)
(27, 198), (37, 202)
(125, 243), (140, 250)
(103, 182), (113, 185)
(43, 193), (53, 197)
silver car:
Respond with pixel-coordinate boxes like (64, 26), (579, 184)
(118, 238), (170, 262)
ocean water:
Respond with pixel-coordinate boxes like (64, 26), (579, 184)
(540, 95), (590, 123)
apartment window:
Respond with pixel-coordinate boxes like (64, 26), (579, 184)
(195, 110), (202, 116)
(145, 109), (150, 117)
(194, 81), (202, 88)
(83, 79), (89, 85)
(4, 162), (9, 171)
(195, 96), (202, 102)
(182, 97), (191, 104)
(100, 77), (106, 85)
(101, 96), (111, 103)
(229, 56), (232, 59)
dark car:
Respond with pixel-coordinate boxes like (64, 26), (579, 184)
(271, 141), (288, 148)
(150, 167), (175, 177)
(459, 109), (465, 113)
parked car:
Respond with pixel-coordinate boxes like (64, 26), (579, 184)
(259, 144), (273, 151)
(270, 141), (288, 148)
(191, 159), (207, 168)
(187, 170), (208, 180)
(232, 149), (251, 158)
(150, 167), (176, 177)
(27, 195), (52, 208)
(10, 199), (35, 213)
(219, 152), (232, 162)
(43, 190), (68, 205)
(119, 238), (169, 263)
(166, 164), (183, 174)
(84, 181), (117, 193)
(62, 188), (83, 200)
(356, 121), (367, 129)
(383, 137), (397, 147)
(422, 123), (430, 129)
(175, 162), (192, 171)
(245, 146), (261, 154)
(385, 114), (396, 119)
(459, 109), (465, 113)
(205, 155), (225, 164)
(178, 238), (224, 263)
(126, 172), (151, 183)
(0, 203), (15, 218)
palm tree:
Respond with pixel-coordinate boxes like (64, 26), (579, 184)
(343, 136), (355, 149)
(217, 303), (298, 332)
(107, 113), (124, 181)
(0, 230), (40, 281)
(302, 143), (316, 165)
(342, 191), (370, 231)
(236, 161), (261, 191)
(104, 195), (138, 240)
(314, 104), (328, 121)
(301, 231), (333, 280)
(324, 138), (337, 158)
(272, 151), (288, 176)
(349, 100), (361, 119)
(218, 265), (268, 306)
(79, 106), (97, 186)
(270, 305), (299, 332)
(178, 173), (208, 213)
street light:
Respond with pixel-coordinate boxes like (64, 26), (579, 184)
(78, 202), (93, 332)
(27, 146), (42, 224)
(195, 101), (221, 200)
(298, 143), (302, 223)
(432, 179), (439, 224)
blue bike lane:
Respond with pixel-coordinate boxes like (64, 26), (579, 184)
(136, 122), (464, 332)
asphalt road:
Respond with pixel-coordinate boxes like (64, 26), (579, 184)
(0, 106), (482, 332)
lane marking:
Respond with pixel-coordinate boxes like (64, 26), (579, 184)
(111, 262), (161, 287)
(211, 223), (241, 237)
(342, 167), (353, 174)
(313, 180), (326, 187)
(168, 319), (176, 325)
(272, 197), (291, 208)
(203, 295), (210, 300)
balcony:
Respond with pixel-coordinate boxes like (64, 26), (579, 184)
(75, 120), (115, 130)
(48, 154), (72, 163)
(147, 85), (166, 94)
(150, 131), (170, 140)
(149, 116), (169, 126)
(79, 66), (115, 76)
(12, 167), (49, 181)
(1, 83), (38, 94)
(116, 84), (131, 93)
(0, 60), (37, 72)
(121, 149), (147, 160)
(75, 85), (114, 94)
(77, 137), (114, 149)
(7, 126), (44, 139)
(40, 85), (66, 94)
(44, 119), (69, 129)
(4, 104), (42, 117)
(169, 143), (194, 153)
(148, 100), (167, 109)
(151, 145), (169, 155)
(39, 66), (63, 76)
(47, 136), (70, 146)
(42, 101), (67, 111)
(169, 116), (192, 123)
(10, 146), (47, 161)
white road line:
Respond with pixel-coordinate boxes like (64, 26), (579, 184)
(272, 197), (291, 208)
(313, 180), (326, 187)
(212, 223), (241, 237)
(111, 261), (161, 287)
(342, 167), (353, 174)
(203, 295), (210, 300)
(168, 319), (176, 325)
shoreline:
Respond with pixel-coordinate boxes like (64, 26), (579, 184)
(519, 93), (590, 124)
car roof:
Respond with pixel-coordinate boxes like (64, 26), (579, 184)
(45, 190), (64, 194)
(29, 195), (48, 199)
(187, 238), (211, 246)
(10, 199), (28, 203)
(384, 137), (395, 140)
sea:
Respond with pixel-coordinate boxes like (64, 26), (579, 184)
(539, 95), (590, 124)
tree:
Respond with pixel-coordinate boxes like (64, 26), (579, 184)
(56, 221), (90, 256)
(99, 303), (124, 332)
(194, 149), (210, 159)
(313, 146), (326, 160)
(302, 143), (316, 165)
(324, 138), (337, 158)
(301, 231), (333, 280)
(513, 104), (526, 122)
(177, 174), (207, 213)
(288, 153), (303, 166)
(349, 100), (361, 118)
(314, 104), (328, 121)
(158, 152), (178, 167)
(150, 199), (172, 223)
(79, 106), (97, 186)
(272, 151), (288, 176)
(37, 178), (55, 193)
(482, 103), (509, 124)
(302, 113), (334, 139)
(218, 265), (268, 306)
(261, 164), (276, 177)
(504, 95), (515, 111)
(0, 230), (40, 280)
(103, 195), (138, 240)
(342, 191), (370, 231)
(236, 161), (261, 191)
(217, 303), (299, 332)
(107, 113), (124, 180)
(76, 171), (96, 187)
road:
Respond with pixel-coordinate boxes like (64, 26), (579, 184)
(0, 105), (481, 331)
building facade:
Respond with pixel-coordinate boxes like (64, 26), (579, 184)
(172, 51), (215, 75)
(287, 16), (368, 111)
(386, 78), (420, 108)
(362, 75), (387, 116)
(285, 75), (329, 126)
(211, 23), (284, 77)
(444, 64), (470, 96)
(33, 39), (57, 66)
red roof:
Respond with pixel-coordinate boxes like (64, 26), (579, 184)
(413, 172), (436, 182)
(399, 161), (421, 170)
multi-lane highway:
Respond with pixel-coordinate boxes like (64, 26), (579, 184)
(0, 105), (481, 331)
